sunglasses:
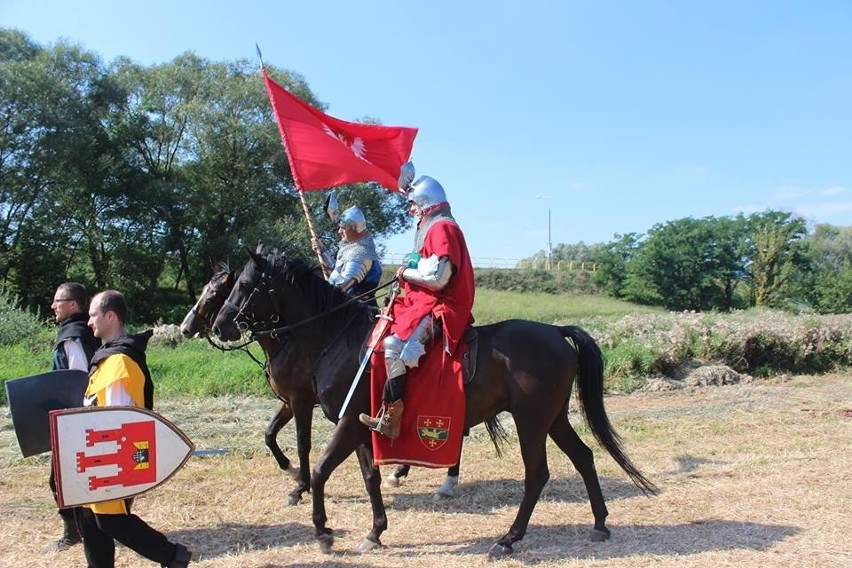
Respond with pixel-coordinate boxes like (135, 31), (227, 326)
(53, 298), (75, 303)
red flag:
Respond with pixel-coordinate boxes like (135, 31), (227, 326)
(263, 70), (417, 191)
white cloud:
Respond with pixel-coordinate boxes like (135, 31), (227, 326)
(772, 185), (811, 200)
(772, 184), (848, 200)
(819, 185), (847, 197)
(794, 201), (852, 218)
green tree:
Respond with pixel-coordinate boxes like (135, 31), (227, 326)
(591, 233), (642, 298)
(743, 211), (810, 308)
(711, 214), (749, 310)
(1, 29), (412, 322)
(1, 30), (123, 310)
(807, 224), (852, 313)
(622, 217), (749, 311)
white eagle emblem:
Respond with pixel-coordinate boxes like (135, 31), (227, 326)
(323, 123), (369, 162)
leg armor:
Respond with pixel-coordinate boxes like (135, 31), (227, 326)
(383, 314), (433, 378)
(361, 314), (434, 438)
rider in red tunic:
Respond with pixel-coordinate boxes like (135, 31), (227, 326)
(359, 173), (475, 439)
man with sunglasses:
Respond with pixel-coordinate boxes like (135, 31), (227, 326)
(45, 282), (100, 552)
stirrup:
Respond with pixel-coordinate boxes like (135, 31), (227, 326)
(365, 406), (387, 432)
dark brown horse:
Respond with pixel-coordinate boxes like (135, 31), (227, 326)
(179, 263), (461, 504)
(212, 249), (657, 558)
(179, 265), (315, 505)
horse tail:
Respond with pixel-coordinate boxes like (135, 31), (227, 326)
(485, 415), (510, 458)
(559, 325), (659, 496)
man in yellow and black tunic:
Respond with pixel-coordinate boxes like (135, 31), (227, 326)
(76, 290), (192, 568)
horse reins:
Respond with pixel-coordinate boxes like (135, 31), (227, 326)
(206, 275), (395, 354)
(250, 278), (397, 339)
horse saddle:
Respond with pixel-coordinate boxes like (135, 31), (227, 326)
(461, 326), (479, 385)
(359, 323), (479, 384)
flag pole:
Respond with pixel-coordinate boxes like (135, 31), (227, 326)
(257, 44), (331, 278)
(298, 189), (331, 278)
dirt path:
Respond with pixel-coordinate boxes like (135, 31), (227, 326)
(1, 373), (850, 567)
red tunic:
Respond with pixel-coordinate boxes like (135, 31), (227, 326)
(370, 215), (473, 468)
(389, 218), (475, 353)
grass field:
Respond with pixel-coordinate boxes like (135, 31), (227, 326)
(1, 373), (850, 567)
(3, 290), (850, 402)
(0, 290), (661, 399)
(1, 288), (850, 567)
(470, 290), (662, 325)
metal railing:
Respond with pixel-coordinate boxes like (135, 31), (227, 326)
(382, 254), (597, 272)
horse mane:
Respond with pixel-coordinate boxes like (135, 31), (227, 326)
(267, 252), (372, 331)
(209, 257), (229, 275)
(213, 265), (230, 280)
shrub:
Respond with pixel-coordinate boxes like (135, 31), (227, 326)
(0, 287), (47, 346)
(149, 324), (185, 348)
(475, 268), (598, 294)
(586, 309), (852, 381)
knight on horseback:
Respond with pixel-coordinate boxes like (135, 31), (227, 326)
(359, 168), (475, 439)
(312, 205), (382, 304)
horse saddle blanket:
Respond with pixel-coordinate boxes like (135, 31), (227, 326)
(368, 337), (468, 469)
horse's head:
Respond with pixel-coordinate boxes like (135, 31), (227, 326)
(180, 263), (238, 338)
(213, 245), (282, 341)
(213, 242), (370, 342)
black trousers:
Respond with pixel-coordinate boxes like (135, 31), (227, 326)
(383, 374), (407, 402)
(76, 501), (177, 568)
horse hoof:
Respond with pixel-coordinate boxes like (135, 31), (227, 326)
(317, 533), (334, 553)
(487, 542), (513, 560)
(432, 489), (454, 501)
(433, 476), (458, 500)
(383, 475), (402, 489)
(356, 537), (381, 553)
(286, 493), (302, 506)
(590, 528), (611, 542)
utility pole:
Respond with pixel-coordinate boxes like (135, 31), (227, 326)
(547, 208), (552, 270)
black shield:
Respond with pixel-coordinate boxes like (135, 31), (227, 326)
(5, 369), (88, 457)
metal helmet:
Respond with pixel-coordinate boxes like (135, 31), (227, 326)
(338, 206), (367, 232)
(398, 161), (415, 191)
(407, 176), (447, 210)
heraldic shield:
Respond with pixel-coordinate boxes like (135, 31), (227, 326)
(50, 407), (195, 508)
(5, 369), (89, 457)
(417, 415), (451, 451)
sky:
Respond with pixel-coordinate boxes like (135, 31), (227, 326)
(3, 0), (851, 266)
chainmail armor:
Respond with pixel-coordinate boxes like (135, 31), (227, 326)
(413, 205), (457, 253)
(328, 234), (380, 289)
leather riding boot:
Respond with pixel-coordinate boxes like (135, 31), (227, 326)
(359, 400), (405, 440)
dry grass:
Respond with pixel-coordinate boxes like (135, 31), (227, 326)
(2, 373), (851, 567)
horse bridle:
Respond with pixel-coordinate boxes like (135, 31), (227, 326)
(190, 272), (233, 333)
(225, 253), (396, 340)
(216, 253), (398, 388)
(226, 255), (284, 335)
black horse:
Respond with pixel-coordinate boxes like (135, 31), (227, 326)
(179, 263), (462, 503)
(213, 248), (657, 558)
(179, 265), (315, 505)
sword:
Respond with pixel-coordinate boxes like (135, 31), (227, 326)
(338, 283), (399, 419)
